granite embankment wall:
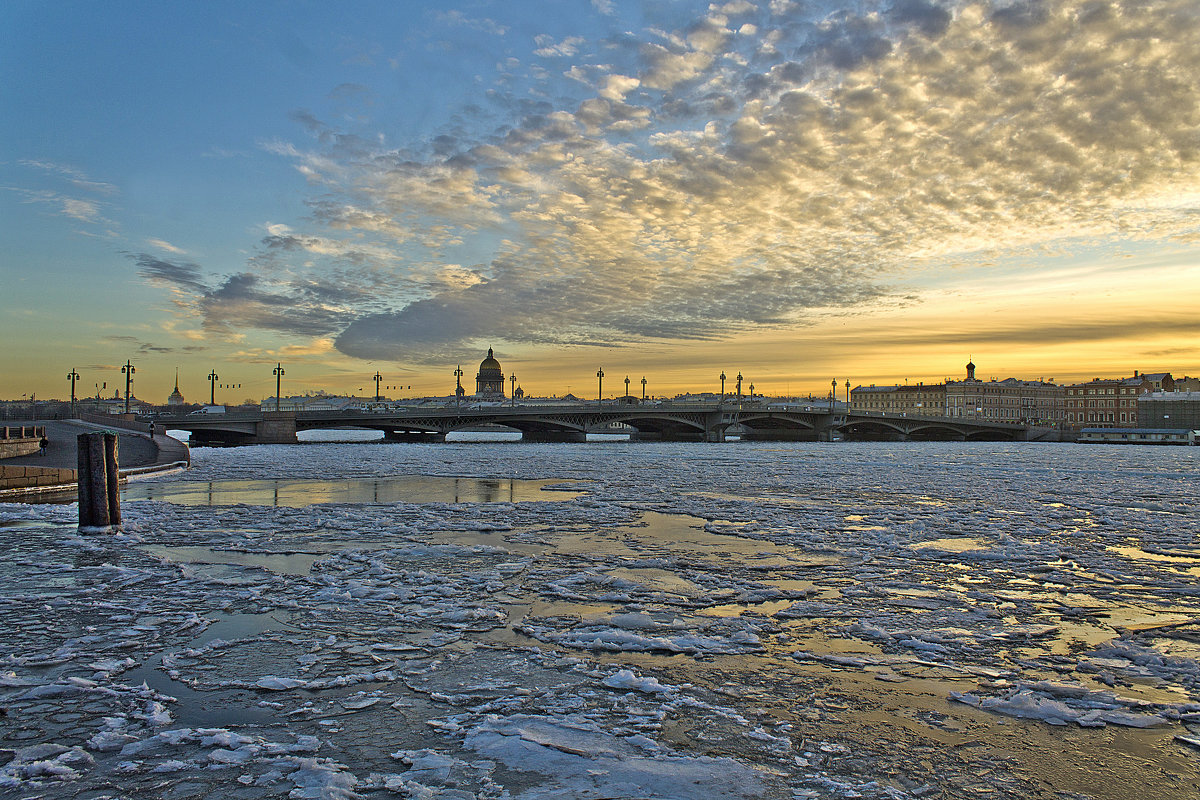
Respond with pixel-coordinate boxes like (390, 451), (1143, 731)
(0, 464), (76, 490)
(0, 426), (47, 459)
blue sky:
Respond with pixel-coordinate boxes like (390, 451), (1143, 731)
(3, 0), (1199, 402)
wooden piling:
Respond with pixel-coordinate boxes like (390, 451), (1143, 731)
(78, 432), (120, 528)
(76, 433), (93, 523)
(104, 433), (121, 525)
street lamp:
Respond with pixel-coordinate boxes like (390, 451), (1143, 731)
(597, 368), (605, 405)
(831, 379), (837, 410)
(749, 383), (754, 402)
(454, 366), (464, 408)
(624, 376), (630, 400)
(845, 379), (850, 407)
(510, 373), (517, 407)
(736, 372), (743, 401)
(719, 371), (726, 401)
(67, 369), (80, 415)
(121, 360), (135, 414)
(641, 376), (647, 401)
(208, 369), (219, 405)
(373, 372), (383, 402)
(273, 363), (285, 411)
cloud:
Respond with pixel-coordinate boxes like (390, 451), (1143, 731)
(133, 253), (210, 292)
(152, 0), (1200, 365)
(534, 35), (586, 58)
(146, 238), (187, 254)
(434, 10), (508, 37)
(198, 273), (353, 337)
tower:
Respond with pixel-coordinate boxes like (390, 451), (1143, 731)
(167, 369), (186, 407)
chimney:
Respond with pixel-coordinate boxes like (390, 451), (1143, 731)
(1134, 370), (1139, 377)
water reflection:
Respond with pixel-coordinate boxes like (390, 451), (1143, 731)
(123, 475), (579, 507)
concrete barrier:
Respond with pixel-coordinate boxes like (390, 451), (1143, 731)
(0, 425), (47, 459)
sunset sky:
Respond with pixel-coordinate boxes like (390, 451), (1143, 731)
(3, 0), (1199, 403)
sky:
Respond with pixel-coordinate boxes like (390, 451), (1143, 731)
(3, 0), (1199, 404)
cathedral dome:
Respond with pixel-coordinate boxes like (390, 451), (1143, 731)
(475, 348), (505, 398)
(479, 348), (502, 373)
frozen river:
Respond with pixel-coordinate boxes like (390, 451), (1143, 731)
(2, 440), (1199, 798)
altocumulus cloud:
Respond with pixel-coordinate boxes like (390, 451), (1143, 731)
(178, 0), (1200, 362)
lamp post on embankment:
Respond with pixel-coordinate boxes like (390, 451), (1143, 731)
(454, 366), (464, 408)
(208, 369), (219, 405)
(67, 369), (80, 416)
(510, 373), (517, 407)
(121, 360), (135, 414)
(273, 363), (285, 411)
(641, 376), (647, 401)
(596, 368), (604, 407)
(374, 372), (383, 402)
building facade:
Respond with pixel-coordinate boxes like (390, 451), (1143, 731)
(1064, 372), (1172, 428)
(850, 383), (946, 416)
(1137, 391), (1200, 431)
(945, 378), (1064, 426)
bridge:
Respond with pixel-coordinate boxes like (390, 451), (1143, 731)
(151, 403), (1057, 446)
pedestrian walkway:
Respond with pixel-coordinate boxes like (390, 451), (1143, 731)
(2, 419), (189, 471)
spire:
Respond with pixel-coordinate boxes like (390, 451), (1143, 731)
(173, 368), (180, 393)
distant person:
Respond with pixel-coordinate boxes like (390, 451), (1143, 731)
(149, 422), (156, 438)
(39, 435), (48, 455)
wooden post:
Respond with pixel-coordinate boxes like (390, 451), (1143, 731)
(77, 433), (93, 525)
(104, 433), (121, 525)
(77, 432), (121, 528)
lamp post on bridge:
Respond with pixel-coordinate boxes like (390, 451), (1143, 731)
(373, 372), (383, 402)
(845, 380), (851, 408)
(736, 372), (743, 402)
(121, 360), (135, 414)
(719, 371), (726, 403)
(208, 369), (219, 405)
(67, 369), (80, 416)
(624, 376), (630, 400)
(831, 379), (837, 411)
(641, 376), (647, 402)
(510, 373), (517, 407)
(596, 368), (604, 406)
(749, 383), (754, 403)
(454, 366), (464, 408)
(273, 363), (285, 411)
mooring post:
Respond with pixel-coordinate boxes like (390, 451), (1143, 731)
(77, 433), (94, 526)
(104, 432), (121, 525)
(77, 432), (120, 528)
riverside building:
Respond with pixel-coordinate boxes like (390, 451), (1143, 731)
(849, 382), (946, 416)
(1064, 371), (1173, 428)
(944, 361), (1064, 426)
(1138, 391), (1200, 431)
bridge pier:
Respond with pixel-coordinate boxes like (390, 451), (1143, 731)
(253, 412), (298, 444)
(383, 430), (446, 443)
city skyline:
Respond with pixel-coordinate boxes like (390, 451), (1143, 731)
(4, 1), (1200, 401)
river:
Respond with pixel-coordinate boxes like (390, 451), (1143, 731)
(1, 440), (1198, 798)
